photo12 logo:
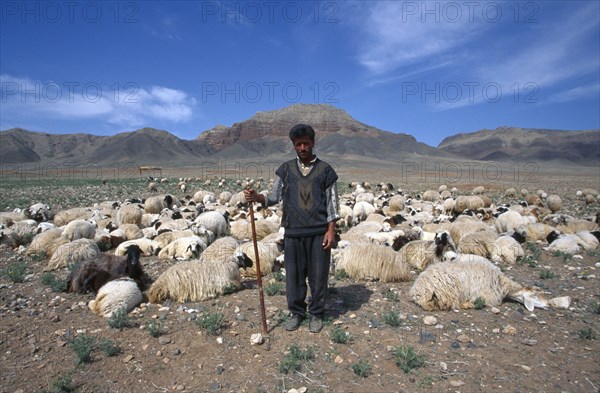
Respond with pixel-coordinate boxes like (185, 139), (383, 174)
(401, 82), (539, 104)
(201, 81), (339, 104)
(1, 81), (139, 104)
(1, 1), (139, 24)
(200, 1), (339, 23)
(400, 1), (539, 23)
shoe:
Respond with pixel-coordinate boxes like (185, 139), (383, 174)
(284, 314), (303, 331)
(309, 315), (323, 333)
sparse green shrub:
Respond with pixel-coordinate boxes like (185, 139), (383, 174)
(351, 359), (372, 378)
(392, 345), (426, 373)
(264, 282), (284, 296)
(70, 334), (95, 364)
(98, 338), (120, 356)
(525, 242), (541, 259)
(278, 344), (315, 374)
(40, 371), (76, 393)
(30, 251), (47, 262)
(196, 310), (224, 336)
(3, 261), (27, 283)
(147, 321), (164, 338)
(552, 250), (573, 262)
(330, 325), (350, 344)
(383, 289), (399, 302)
(578, 327), (596, 340)
(107, 308), (132, 330)
(334, 268), (349, 280)
(222, 282), (239, 295)
(273, 271), (286, 282)
(382, 310), (402, 327)
(40, 272), (67, 292)
(540, 270), (555, 279)
(474, 297), (486, 310)
(589, 302), (600, 315)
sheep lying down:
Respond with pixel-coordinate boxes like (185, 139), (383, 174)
(409, 255), (570, 311)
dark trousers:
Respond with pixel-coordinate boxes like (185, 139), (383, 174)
(284, 234), (331, 317)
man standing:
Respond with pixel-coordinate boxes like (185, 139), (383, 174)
(244, 124), (339, 333)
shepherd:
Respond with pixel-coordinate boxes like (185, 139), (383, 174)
(244, 123), (340, 333)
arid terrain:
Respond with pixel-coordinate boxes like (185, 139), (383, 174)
(1, 165), (599, 393)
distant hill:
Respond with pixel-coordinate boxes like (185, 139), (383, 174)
(1, 105), (598, 168)
(196, 104), (454, 161)
(438, 127), (600, 165)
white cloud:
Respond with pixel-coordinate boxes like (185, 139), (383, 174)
(0, 74), (196, 128)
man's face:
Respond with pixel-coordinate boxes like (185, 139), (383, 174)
(292, 135), (314, 162)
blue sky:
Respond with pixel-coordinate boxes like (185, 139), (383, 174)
(1, 0), (598, 146)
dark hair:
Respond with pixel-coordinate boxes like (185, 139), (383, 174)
(289, 124), (315, 142)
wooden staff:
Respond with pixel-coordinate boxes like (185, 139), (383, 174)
(248, 192), (268, 336)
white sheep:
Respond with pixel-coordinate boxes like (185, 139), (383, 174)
(409, 256), (550, 311)
(26, 227), (66, 257)
(199, 236), (240, 263)
(144, 195), (167, 214)
(194, 211), (230, 237)
(147, 252), (253, 303)
(53, 207), (93, 227)
(388, 195), (405, 212)
(115, 238), (157, 257)
(546, 195), (562, 213)
(453, 195), (484, 215)
(490, 235), (524, 264)
(44, 238), (101, 271)
(456, 230), (498, 259)
(399, 231), (456, 270)
(236, 239), (283, 277)
(88, 277), (143, 318)
(219, 191), (232, 205)
(494, 210), (535, 233)
(333, 243), (412, 282)
(352, 201), (375, 225)
(62, 219), (96, 241)
(157, 236), (207, 260)
(116, 204), (143, 226)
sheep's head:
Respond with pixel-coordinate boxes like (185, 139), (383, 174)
(125, 244), (142, 266)
(185, 241), (202, 259)
(546, 230), (561, 244)
(506, 287), (549, 311)
(235, 251), (253, 269)
(434, 231), (456, 259)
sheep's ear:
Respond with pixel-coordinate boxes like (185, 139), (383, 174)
(523, 296), (535, 312)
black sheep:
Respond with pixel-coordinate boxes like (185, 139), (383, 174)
(66, 244), (149, 294)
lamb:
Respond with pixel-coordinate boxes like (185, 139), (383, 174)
(146, 251), (253, 303)
(66, 244), (147, 294)
(398, 231), (456, 270)
(157, 236), (207, 260)
(62, 219), (96, 241)
(409, 257), (551, 311)
(44, 238), (101, 271)
(544, 231), (597, 254)
(194, 211), (230, 238)
(332, 243), (412, 282)
(88, 278), (143, 318)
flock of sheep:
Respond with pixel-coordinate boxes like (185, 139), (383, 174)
(1, 178), (599, 322)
